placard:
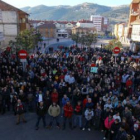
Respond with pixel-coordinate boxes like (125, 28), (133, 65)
(91, 67), (98, 73)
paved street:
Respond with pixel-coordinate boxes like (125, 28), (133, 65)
(0, 112), (103, 140)
(39, 38), (112, 54)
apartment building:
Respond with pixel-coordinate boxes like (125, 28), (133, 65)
(131, 19), (140, 41)
(72, 26), (96, 36)
(114, 24), (119, 38)
(0, 0), (30, 48)
(76, 20), (94, 28)
(114, 23), (130, 44)
(127, 0), (140, 52)
(128, 0), (140, 40)
(90, 15), (104, 32)
(37, 23), (56, 38)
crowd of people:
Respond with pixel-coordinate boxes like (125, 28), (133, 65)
(0, 45), (140, 140)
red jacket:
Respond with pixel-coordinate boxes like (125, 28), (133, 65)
(83, 98), (88, 108)
(63, 104), (73, 118)
(51, 92), (58, 103)
(59, 75), (64, 80)
(126, 80), (133, 88)
(104, 117), (114, 129)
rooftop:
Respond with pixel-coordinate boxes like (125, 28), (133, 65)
(132, 0), (140, 3)
(0, 0), (28, 15)
(37, 23), (56, 29)
(29, 20), (76, 25)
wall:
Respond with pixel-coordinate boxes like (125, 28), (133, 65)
(0, 11), (18, 48)
(131, 24), (140, 41)
(76, 22), (94, 28)
(0, 11), (17, 23)
(118, 24), (124, 39)
(39, 28), (56, 38)
(65, 23), (74, 29)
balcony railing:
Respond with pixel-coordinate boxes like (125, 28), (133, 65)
(131, 9), (139, 16)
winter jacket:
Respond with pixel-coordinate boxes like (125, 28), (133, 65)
(85, 109), (94, 120)
(131, 128), (140, 140)
(83, 98), (88, 108)
(51, 92), (58, 103)
(126, 80), (133, 88)
(95, 108), (102, 119)
(111, 122), (121, 136)
(104, 117), (115, 129)
(63, 104), (73, 118)
(115, 130), (127, 140)
(62, 97), (69, 107)
(48, 104), (60, 117)
(74, 105), (82, 115)
(16, 103), (24, 115)
(36, 105), (47, 116)
(85, 102), (94, 109)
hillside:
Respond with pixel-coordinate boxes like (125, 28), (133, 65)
(21, 2), (129, 24)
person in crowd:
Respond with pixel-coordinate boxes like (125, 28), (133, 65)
(62, 94), (69, 107)
(122, 107), (132, 123)
(115, 124), (127, 140)
(35, 101), (47, 130)
(15, 99), (27, 125)
(82, 108), (94, 131)
(73, 101), (83, 129)
(110, 119), (121, 140)
(131, 124), (140, 140)
(103, 113), (115, 139)
(113, 112), (121, 122)
(43, 90), (51, 110)
(94, 105), (102, 130)
(85, 98), (94, 109)
(51, 89), (59, 104)
(36, 89), (43, 106)
(63, 101), (73, 130)
(48, 102), (60, 129)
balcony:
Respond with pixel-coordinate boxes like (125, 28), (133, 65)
(131, 34), (140, 41)
(131, 9), (139, 16)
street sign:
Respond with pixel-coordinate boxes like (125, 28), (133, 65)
(113, 47), (121, 54)
(113, 54), (119, 57)
(18, 50), (28, 59)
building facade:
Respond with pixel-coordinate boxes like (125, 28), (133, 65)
(103, 18), (109, 31)
(128, 0), (140, 40)
(76, 20), (94, 28)
(90, 15), (104, 32)
(72, 26), (96, 36)
(131, 20), (140, 41)
(0, 1), (29, 48)
(114, 24), (119, 38)
(37, 23), (56, 38)
(127, 0), (140, 52)
(114, 23), (130, 44)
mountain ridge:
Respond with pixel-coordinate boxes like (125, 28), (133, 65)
(21, 2), (130, 24)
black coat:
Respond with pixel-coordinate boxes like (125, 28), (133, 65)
(36, 105), (46, 116)
(115, 130), (127, 140)
(111, 122), (121, 136)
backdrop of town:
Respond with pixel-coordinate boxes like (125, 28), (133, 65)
(0, 0), (139, 53)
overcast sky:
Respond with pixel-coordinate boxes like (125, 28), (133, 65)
(3, 0), (131, 8)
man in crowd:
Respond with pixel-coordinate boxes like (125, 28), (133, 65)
(35, 101), (47, 130)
